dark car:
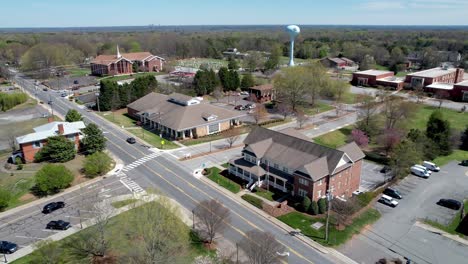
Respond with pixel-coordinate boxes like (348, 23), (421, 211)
(380, 165), (391, 174)
(42, 87), (48, 91)
(46, 220), (71, 230)
(126, 137), (136, 144)
(42, 201), (65, 214)
(460, 160), (468, 166)
(0, 241), (18, 254)
(437, 199), (462, 210)
(383, 187), (402, 199)
(234, 105), (245, 111)
(48, 100), (53, 105)
(73, 80), (79, 85)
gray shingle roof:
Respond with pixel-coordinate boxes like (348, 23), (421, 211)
(127, 92), (244, 131)
(338, 142), (366, 162)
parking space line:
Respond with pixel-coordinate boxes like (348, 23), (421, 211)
(15, 235), (45, 240)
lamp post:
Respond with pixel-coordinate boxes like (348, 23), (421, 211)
(95, 92), (100, 112)
(325, 186), (334, 242)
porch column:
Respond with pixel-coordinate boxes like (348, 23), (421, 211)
(182, 130), (186, 139)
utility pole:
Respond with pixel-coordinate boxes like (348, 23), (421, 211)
(325, 185), (334, 242)
(192, 209), (195, 229)
(96, 93), (101, 112)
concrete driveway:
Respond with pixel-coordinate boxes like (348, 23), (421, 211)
(360, 161), (386, 191)
(340, 161), (468, 264)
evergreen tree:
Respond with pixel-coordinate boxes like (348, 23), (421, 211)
(240, 73), (255, 89)
(218, 67), (229, 89)
(98, 80), (118, 111)
(228, 58), (239, 70)
(65, 109), (83, 122)
(193, 69), (218, 95)
(302, 196), (311, 212)
(310, 201), (319, 215)
(227, 70), (240, 91)
(318, 198), (327, 214)
(82, 123), (107, 155)
(426, 110), (452, 155)
(35, 136), (76, 163)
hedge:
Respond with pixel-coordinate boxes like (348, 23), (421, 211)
(0, 92), (28, 111)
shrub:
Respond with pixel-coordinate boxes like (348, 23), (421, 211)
(318, 198), (328, 214)
(302, 196), (311, 212)
(242, 194), (263, 209)
(356, 192), (376, 207)
(0, 188), (11, 211)
(310, 201), (319, 215)
(35, 136), (76, 163)
(15, 156), (23, 165)
(16, 164), (23, 170)
(35, 164), (74, 195)
(83, 152), (113, 178)
(0, 92), (28, 111)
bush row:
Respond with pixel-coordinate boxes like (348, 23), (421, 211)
(0, 92), (28, 111)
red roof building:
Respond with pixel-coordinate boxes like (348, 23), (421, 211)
(90, 46), (165, 76)
(351, 70), (404, 90)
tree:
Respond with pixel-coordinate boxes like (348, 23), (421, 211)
(252, 104), (268, 124)
(83, 152), (113, 178)
(240, 73), (255, 90)
(302, 196), (311, 212)
(212, 88), (223, 102)
(426, 110), (452, 155)
(244, 51), (265, 72)
(0, 187), (11, 211)
(351, 129), (369, 148)
(381, 128), (402, 155)
(461, 126), (468, 151)
(264, 44), (282, 70)
(193, 69), (218, 95)
(35, 164), (74, 195)
(194, 199), (230, 244)
(356, 93), (379, 138)
(407, 129), (439, 160)
(434, 90), (451, 109)
(218, 67), (229, 88)
(65, 109), (83, 122)
(310, 201), (319, 215)
(413, 83), (425, 103)
(383, 96), (416, 129)
(225, 129), (240, 148)
(331, 198), (360, 227)
(318, 198), (327, 214)
(359, 55), (376, 71)
(277, 101), (292, 120)
(30, 240), (63, 264)
(296, 109), (309, 129)
(121, 198), (190, 264)
(239, 230), (286, 264)
(390, 140), (422, 178)
(82, 123), (107, 155)
(35, 136), (76, 163)
(227, 57), (239, 70)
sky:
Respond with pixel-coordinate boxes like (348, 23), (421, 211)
(1, 0), (468, 27)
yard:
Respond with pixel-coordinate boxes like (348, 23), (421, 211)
(98, 72), (162, 82)
(67, 68), (91, 77)
(423, 200), (468, 237)
(277, 208), (381, 246)
(0, 155), (86, 210)
(98, 109), (179, 149)
(313, 126), (353, 148)
(11, 202), (213, 264)
(409, 105), (468, 131)
(205, 167), (241, 194)
(300, 101), (335, 116)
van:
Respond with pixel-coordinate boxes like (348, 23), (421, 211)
(423, 161), (440, 172)
(414, 164), (432, 175)
(410, 166), (430, 178)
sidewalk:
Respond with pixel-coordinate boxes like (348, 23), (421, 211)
(415, 221), (468, 246)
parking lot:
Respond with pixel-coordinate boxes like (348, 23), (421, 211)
(341, 161), (468, 264)
(359, 161), (386, 191)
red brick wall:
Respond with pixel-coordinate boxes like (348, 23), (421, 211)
(329, 160), (362, 199)
(311, 178), (328, 201)
(146, 59), (163, 72)
(21, 134), (82, 163)
(352, 72), (394, 86)
(127, 107), (139, 119)
(452, 84), (468, 101)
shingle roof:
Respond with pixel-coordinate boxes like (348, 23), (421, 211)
(250, 84), (273, 91)
(16, 121), (85, 144)
(243, 127), (364, 181)
(91, 52), (165, 65)
(338, 142), (366, 162)
(127, 92), (244, 131)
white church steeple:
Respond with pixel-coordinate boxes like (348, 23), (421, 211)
(116, 45), (122, 59)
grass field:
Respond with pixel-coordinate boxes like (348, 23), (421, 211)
(111, 199), (138, 208)
(277, 208), (381, 246)
(99, 110), (179, 149)
(68, 68), (91, 77)
(205, 167), (241, 194)
(424, 200), (468, 236)
(433, 150), (468, 166)
(301, 102), (335, 116)
(313, 126), (353, 148)
(410, 105), (468, 131)
(99, 72), (161, 82)
(11, 202), (213, 264)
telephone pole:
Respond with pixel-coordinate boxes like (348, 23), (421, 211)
(325, 186), (334, 242)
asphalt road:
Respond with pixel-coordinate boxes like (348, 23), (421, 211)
(339, 161), (468, 264)
(4, 73), (344, 263)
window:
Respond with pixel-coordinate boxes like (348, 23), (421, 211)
(268, 175), (275, 182)
(317, 190), (322, 198)
(208, 123), (220, 134)
(276, 179), (284, 186)
(318, 179), (323, 186)
(273, 163), (279, 169)
(32, 141), (42, 149)
(338, 182), (342, 189)
(298, 178), (309, 186)
(298, 188), (308, 197)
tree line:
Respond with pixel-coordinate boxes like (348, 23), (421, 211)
(0, 92), (28, 111)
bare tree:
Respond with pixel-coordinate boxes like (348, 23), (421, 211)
(225, 128), (241, 148)
(296, 109), (309, 129)
(213, 88), (223, 102)
(356, 93), (379, 137)
(434, 90), (450, 109)
(413, 83), (425, 103)
(30, 239), (63, 264)
(331, 198), (360, 228)
(239, 230), (286, 264)
(194, 199), (231, 244)
(251, 104), (268, 125)
(383, 96), (416, 129)
(277, 101), (292, 120)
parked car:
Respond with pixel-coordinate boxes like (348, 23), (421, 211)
(42, 201), (65, 214)
(48, 100), (53, 105)
(378, 194), (399, 207)
(423, 161), (440, 172)
(410, 166), (430, 178)
(234, 105), (245, 111)
(61, 93), (67, 97)
(383, 187), (402, 199)
(245, 103), (256, 109)
(460, 160), (468, 166)
(73, 80), (79, 84)
(437, 199), (462, 210)
(413, 164), (432, 174)
(126, 137), (136, 144)
(240, 91), (249, 95)
(42, 87), (48, 91)
(46, 220), (71, 230)
(0, 241), (18, 254)
(380, 165), (391, 174)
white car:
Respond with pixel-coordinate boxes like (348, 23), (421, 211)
(423, 161), (440, 172)
(378, 194), (399, 207)
(240, 91), (249, 95)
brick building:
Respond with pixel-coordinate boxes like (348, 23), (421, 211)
(351, 70), (404, 89)
(405, 67), (464, 88)
(90, 46), (165, 76)
(127, 92), (244, 139)
(228, 127), (365, 201)
(425, 81), (468, 102)
(15, 121), (85, 162)
(248, 84), (275, 103)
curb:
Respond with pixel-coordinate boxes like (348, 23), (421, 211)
(415, 221), (468, 246)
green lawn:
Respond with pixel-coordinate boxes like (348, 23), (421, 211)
(99, 110), (179, 149)
(410, 105), (468, 131)
(99, 72), (161, 82)
(205, 167), (240, 194)
(433, 150), (468, 167)
(11, 202), (214, 264)
(68, 68), (91, 77)
(423, 200), (468, 236)
(301, 102), (334, 116)
(313, 126), (353, 148)
(111, 199), (138, 208)
(253, 187), (274, 201)
(375, 65), (389, 71)
(277, 208), (381, 246)
(241, 194), (263, 209)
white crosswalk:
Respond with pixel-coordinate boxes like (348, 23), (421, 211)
(122, 152), (163, 172)
(116, 171), (146, 194)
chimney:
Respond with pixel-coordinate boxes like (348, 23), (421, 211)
(455, 68), (464, 83)
(58, 124), (64, 135)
